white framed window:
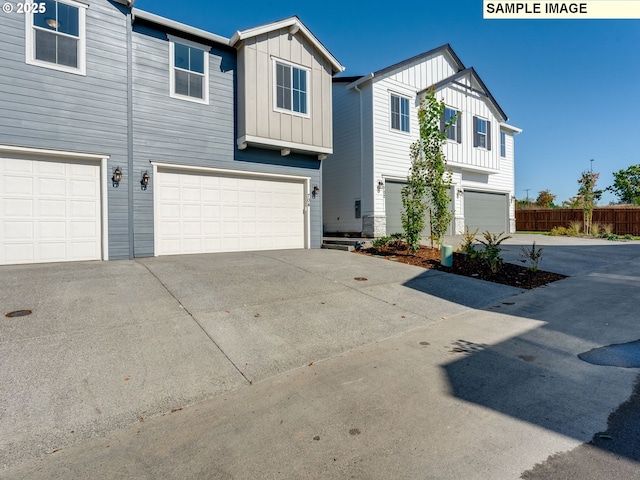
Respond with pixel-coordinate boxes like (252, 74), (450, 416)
(500, 131), (506, 157)
(443, 107), (461, 143)
(169, 36), (210, 105)
(473, 116), (491, 150)
(390, 93), (410, 133)
(25, 0), (87, 76)
(274, 59), (309, 116)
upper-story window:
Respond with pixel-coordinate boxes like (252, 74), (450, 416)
(500, 131), (506, 157)
(390, 94), (410, 133)
(26, 0), (87, 75)
(275, 60), (308, 115)
(169, 36), (210, 104)
(473, 116), (491, 150)
(443, 107), (461, 143)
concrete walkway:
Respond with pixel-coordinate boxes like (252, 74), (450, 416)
(2, 236), (640, 478)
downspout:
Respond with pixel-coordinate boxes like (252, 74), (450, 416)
(127, 9), (134, 258)
(354, 85), (364, 235)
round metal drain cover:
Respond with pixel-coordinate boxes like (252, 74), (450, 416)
(354, 277), (368, 281)
(5, 310), (32, 318)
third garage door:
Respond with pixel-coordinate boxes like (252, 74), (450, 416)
(156, 170), (306, 255)
(463, 191), (508, 234)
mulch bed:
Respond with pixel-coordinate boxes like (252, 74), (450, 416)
(358, 243), (567, 289)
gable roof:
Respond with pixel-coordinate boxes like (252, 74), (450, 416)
(342, 43), (464, 90)
(230, 16), (344, 74)
(421, 67), (508, 122)
(340, 44), (508, 122)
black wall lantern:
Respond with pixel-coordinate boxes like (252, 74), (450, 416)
(312, 185), (320, 198)
(112, 166), (122, 187)
(141, 171), (150, 191)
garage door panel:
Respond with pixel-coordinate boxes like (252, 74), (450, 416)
(156, 170), (305, 255)
(40, 221), (66, 239)
(6, 199), (34, 216)
(6, 243), (33, 261)
(1, 156), (102, 265)
(5, 222), (33, 239)
(464, 191), (507, 234)
(384, 181), (433, 237)
(7, 177), (33, 195)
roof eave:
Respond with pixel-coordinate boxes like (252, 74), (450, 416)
(132, 8), (230, 46)
(231, 16), (345, 74)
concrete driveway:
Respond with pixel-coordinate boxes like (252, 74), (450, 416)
(2, 236), (640, 478)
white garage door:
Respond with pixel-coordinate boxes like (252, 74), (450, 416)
(156, 170), (306, 255)
(0, 157), (102, 265)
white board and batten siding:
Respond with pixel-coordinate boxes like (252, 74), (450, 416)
(154, 165), (309, 256)
(370, 53), (459, 216)
(238, 29), (333, 154)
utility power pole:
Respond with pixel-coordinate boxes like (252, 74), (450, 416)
(590, 159), (594, 173)
(525, 189), (531, 203)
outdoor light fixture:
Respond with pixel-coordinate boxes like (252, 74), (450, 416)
(141, 171), (150, 190)
(377, 180), (385, 192)
(112, 166), (122, 187)
(457, 188), (464, 197)
(312, 185), (320, 198)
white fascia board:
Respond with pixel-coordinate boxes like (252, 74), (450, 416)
(132, 9), (230, 46)
(231, 17), (344, 74)
(238, 135), (333, 156)
(500, 123), (523, 134)
(346, 73), (374, 90)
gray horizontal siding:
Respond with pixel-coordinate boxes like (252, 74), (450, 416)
(131, 24), (324, 253)
(0, 0), (130, 260)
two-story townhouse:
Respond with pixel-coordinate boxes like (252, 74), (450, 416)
(0, 0), (343, 265)
(323, 44), (521, 238)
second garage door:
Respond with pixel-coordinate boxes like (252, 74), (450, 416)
(463, 191), (508, 234)
(156, 170), (306, 255)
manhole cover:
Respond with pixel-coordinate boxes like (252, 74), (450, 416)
(354, 277), (368, 281)
(5, 310), (32, 318)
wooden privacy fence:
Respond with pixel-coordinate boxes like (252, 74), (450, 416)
(516, 208), (640, 236)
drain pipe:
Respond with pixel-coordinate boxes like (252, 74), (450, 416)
(354, 84), (364, 235)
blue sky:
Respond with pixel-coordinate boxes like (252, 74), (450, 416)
(134, 0), (639, 205)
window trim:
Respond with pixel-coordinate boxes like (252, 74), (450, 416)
(500, 131), (506, 157)
(443, 106), (461, 143)
(272, 57), (311, 118)
(168, 35), (210, 105)
(25, 0), (88, 76)
(389, 92), (411, 134)
(473, 116), (491, 150)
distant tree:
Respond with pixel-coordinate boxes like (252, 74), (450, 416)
(607, 164), (640, 204)
(561, 196), (581, 208)
(515, 199), (535, 209)
(535, 189), (556, 208)
(577, 171), (603, 235)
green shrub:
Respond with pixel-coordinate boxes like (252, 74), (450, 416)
(372, 236), (392, 248)
(624, 234), (634, 240)
(520, 242), (544, 273)
(550, 226), (568, 236)
(477, 231), (512, 274)
(567, 221), (582, 236)
(459, 226), (480, 258)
